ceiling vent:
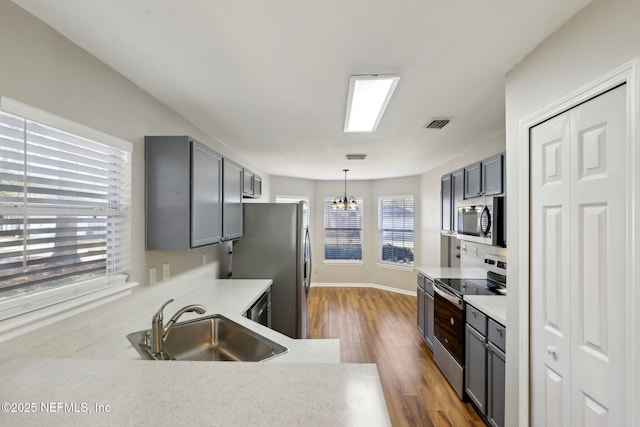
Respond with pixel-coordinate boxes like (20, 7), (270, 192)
(425, 118), (451, 130)
(346, 154), (367, 160)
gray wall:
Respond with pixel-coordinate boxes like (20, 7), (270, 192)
(505, 0), (640, 424)
(271, 175), (421, 293)
(0, 0), (268, 286)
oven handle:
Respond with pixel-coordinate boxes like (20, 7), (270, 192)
(434, 284), (464, 310)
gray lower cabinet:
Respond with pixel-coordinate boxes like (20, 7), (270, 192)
(465, 323), (487, 413)
(417, 278), (426, 336)
(425, 292), (434, 349)
(487, 341), (506, 427)
(464, 304), (506, 427)
(146, 136), (222, 250)
(416, 273), (434, 350)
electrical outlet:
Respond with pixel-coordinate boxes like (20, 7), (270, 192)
(163, 262), (170, 280)
(202, 253), (207, 265)
(149, 267), (157, 285)
(472, 246), (478, 257)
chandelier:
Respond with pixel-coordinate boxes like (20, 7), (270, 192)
(331, 169), (358, 210)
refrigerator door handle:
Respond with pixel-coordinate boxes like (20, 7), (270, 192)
(304, 227), (311, 294)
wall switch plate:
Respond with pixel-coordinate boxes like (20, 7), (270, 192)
(163, 262), (170, 280)
(202, 253), (207, 265)
(149, 267), (157, 285)
(472, 246), (478, 257)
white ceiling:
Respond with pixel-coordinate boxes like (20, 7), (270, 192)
(13, 0), (590, 180)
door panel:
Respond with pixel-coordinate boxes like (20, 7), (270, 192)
(531, 113), (572, 427)
(530, 84), (627, 426)
(570, 85), (626, 425)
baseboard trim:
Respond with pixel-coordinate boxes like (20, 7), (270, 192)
(311, 282), (416, 297)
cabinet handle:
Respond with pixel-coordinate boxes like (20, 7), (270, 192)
(546, 345), (557, 356)
(450, 317), (455, 325)
(497, 327), (503, 336)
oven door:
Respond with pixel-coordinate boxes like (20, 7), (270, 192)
(433, 284), (464, 364)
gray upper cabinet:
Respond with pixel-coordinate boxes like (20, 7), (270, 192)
(452, 168), (464, 231)
(464, 161), (482, 199)
(242, 168), (262, 199)
(441, 174), (453, 233)
(464, 154), (504, 199)
(481, 153), (503, 196)
(145, 135), (222, 250)
(222, 158), (243, 241)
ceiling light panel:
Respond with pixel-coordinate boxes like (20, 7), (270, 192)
(344, 74), (400, 133)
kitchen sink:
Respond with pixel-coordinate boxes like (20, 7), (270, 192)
(127, 314), (288, 362)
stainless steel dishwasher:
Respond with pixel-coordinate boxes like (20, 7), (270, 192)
(246, 289), (271, 328)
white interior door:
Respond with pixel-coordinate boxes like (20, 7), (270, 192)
(530, 84), (627, 426)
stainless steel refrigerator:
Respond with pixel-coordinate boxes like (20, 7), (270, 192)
(232, 202), (310, 339)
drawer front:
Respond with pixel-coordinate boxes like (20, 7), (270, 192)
(488, 318), (506, 352)
(466, 304), (487, 335)
(434, 292), (464, 365)
(417, 273), (426, 291)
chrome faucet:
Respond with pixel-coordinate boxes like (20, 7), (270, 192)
(151, 299), (206, 355)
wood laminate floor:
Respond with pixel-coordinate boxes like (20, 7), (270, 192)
(307, 286), (485, 427)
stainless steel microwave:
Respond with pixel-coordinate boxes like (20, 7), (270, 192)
(456, 196), (505, 247)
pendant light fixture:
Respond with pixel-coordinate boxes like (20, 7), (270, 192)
(331, 169), (358, 211)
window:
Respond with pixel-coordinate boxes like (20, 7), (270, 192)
(323, 197), (363, 261)
(275, 195), (310, 232)
(378, 196), (414, 266)
(0, 98), (133, 329)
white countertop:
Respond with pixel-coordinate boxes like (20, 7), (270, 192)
(464, 295), (506, 326)
(0, 265), (339, 363)
(0, 265), (391, 426)
(0, 359), (391, 427)
(415, 266), (487, 280)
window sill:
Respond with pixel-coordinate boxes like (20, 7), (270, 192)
(376, 262), (415, 271)
(323, 260), (365, 266)
(0, 275), (138, 343)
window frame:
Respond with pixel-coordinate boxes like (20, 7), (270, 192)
(0, 96), (136, 342)
(377, 195), (415, 268)
(323, 196), (364, 263)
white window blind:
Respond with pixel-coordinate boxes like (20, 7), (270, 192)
(378, 195), (414, 266)
(0, 110), (131, 297)
(323, 197), (363, 261)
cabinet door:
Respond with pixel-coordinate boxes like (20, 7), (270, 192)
(465, 324), (487, 413)
(145, 136), (191, 250)
(242, 169), (253, 196)
(464, 162), (482, 198)
(253, 175), (262, 198)
(481, 154), (503, 195)
(417, 288), (426, 336)
(425, 293), (434, 350)
(452, 168), (464, 232)
(191, 141), (222, 247)
(222, 158), (243, 240)
(441, 174), (453, 232)
(487, 342), (506, 427)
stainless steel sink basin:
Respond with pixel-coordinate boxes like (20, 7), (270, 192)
(127, 314), (288, 362)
